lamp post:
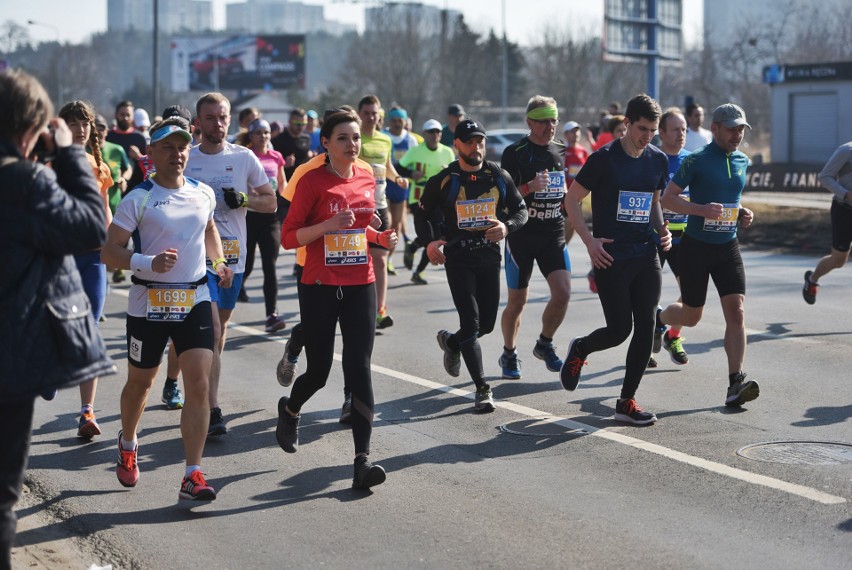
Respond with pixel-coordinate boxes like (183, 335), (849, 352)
(500, 0), (508, 128)
(27, 19), (62, 105)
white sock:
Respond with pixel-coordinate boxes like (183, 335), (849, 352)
(120, 437), (137, 451)
(185, 465), (201, 478)
(81, 405), (93, 415)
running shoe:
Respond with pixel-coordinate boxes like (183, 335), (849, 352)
(802, 270), (818, 305)
(77, 408), (101, 439)
(559, 337), (587, 391)
(436, 330), (461, 377)
(403, 243), (415, 270)
(533, 341), (563, 372)
(587, 269), (598, 294)
(116, 431), (139, 488)
(614, 398), (657, 425)
(410, 272), (428, 285)
(237, 288), (250, 303)
(161, 379), (184, 410)
(376, 307), (394, 329)
(474, 386), (495, 413)
(112, 268), (126, 283)
(647, 356), (658, 368)
(387, 261), (397, 276)
(498, 351), (522, 379)
(208, 407), (227, 437)
(276, 396), (299, 453)
(663, 335), (689, 365)
(179, 470), (217, 501)
(653, 307), (666, 353)
(265, 313), (287, 333)
(352, 456), (386, 489)
(276, 339), (299, 388)
(339, 395), (352, 424)
(725, 373), (760, 407)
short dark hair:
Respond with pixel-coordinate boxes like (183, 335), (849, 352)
(116, 100), (133, 112)
(358, 95), (381, 111)
(624, 93), (661, 124)
(686, 103), (703, 117)
(238, 107), (260, 124)
(290, 108), (306, 119)
(319, 110), (360, 141)
(0, 69), (53, 140)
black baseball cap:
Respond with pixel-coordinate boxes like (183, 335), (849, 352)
(455, 119), (487, 142)
(162, 104), (193, 124)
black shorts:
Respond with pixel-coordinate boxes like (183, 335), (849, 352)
(830, 199), (852, 252)
(657, 236), (682, 278)
(369, 208), (391, 251)
(504, 231), (570, 290)
(677, 235), (746, 308)
(126, 301), (214, 369)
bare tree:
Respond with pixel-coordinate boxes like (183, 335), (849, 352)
(0, 20), (30, 57)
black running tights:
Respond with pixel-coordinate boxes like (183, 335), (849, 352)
(288, 283), (376, 454)
(444, 261), (501, 390)
(244, 211), (281, 316)
(581, 254), (661, 400)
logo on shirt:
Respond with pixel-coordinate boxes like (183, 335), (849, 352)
(225, 165), (234, 172)
(152, 200), (171, 208)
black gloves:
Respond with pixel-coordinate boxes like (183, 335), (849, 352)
(223, 187), (248, 209)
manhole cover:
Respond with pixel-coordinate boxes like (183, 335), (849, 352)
(737, 441), (852, 465)
(498, 418), (588, 438)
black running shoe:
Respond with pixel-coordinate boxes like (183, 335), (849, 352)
(208, 407), (227, 437)
(559, 337), (586, 391)
(663, 335), (688, 365)
(436, 330), (461, 377)
(276, 396), (299, 453)
(802, 270), (818, 305)
(647, 356), (658, 368)
(614, 398), (657, 425)
(353, 456), (386, 489)
(725, 373), (760, 407)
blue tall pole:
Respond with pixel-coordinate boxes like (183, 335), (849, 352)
(647, 0), (659, 99)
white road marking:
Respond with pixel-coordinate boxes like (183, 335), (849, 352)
(109, 288), (847, 505)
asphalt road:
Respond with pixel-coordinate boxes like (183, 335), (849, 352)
(15, 236), (852, 569)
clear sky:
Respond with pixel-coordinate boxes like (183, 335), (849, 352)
(9, 0), (704, 47)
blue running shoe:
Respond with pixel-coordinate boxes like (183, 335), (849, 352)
(498, 351), (522, 379)
(533, 341), (563, 372)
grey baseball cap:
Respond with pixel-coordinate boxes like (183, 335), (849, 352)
(712, 103), (751, 129)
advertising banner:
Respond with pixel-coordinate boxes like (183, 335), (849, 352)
(171, 35), (305, 92)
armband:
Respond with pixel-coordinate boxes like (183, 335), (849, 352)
(130, 253), (154, 274)
(212, 257), (227, 270)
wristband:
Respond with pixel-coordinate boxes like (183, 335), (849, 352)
(240, 192), (248, 207)
(212, 257), (227, 270)
(130, 252), (154, 274)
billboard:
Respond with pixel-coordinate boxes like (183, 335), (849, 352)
(171, 35), (305, 92)
(603, 0), (682, 63)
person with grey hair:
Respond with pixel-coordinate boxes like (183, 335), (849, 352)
(0, 69), (114, 565)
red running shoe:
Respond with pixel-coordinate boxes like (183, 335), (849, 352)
(179, 470), (217, 501)
(116, 432), (139, 488)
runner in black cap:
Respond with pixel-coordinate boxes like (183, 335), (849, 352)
(415, 119), (528, 412)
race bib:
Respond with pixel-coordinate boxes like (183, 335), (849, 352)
(663, 192), (689, 225)
(221, 236), (240, 265)
(533, 171), (566, 200)
(703, 203), (739, 232)
(456, 198), (496, 230)
(617, 190), (652, 223)
(146, 284), (196, 321)
(324, 228), (368, 265)
(371, 163), (386, 185)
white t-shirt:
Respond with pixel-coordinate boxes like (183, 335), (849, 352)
(187, 143), (269, 273)
(684, 127), (712, 152)
(112, 177), (216, 317)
